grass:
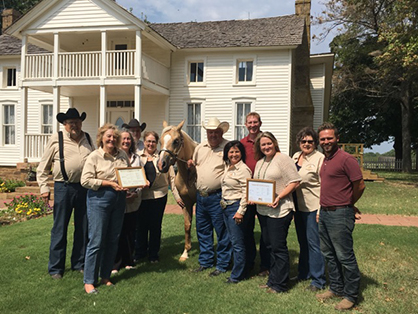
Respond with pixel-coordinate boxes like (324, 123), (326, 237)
(1, 214), (417, 314)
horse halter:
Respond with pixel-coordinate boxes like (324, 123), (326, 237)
(159, 131), (188, 164)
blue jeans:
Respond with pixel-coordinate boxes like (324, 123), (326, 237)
(223, 201), (246, 281)
(196, 191), (231, 271)
(84, 188), (126, 285)
(318, 207), (360, 303)
(294, 210), (326, 288)
(258, 211), (293, 292)
(49, 182), (88, 275)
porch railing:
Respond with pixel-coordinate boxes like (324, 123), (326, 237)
(106, 50), (135, 76)
(25, 54), (53, 79)
(25, 134), (51, 160)
(59, 52), (102, 78)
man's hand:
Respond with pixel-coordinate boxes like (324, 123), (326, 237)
(187, 159), (195, 168)
(41, 192), (50, 203)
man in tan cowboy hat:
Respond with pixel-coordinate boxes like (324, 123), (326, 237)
(187, 117), (232, 277)
(37, 108), (94, 279)
(122, 119), (146, 153)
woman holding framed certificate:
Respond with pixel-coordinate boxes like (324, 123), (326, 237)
(113, 129), (148, 273)
(134, 131), (183, 263)
(81, 123), (130, 294)
(220, 140), (252, 283)
(253, 132), (301, 294)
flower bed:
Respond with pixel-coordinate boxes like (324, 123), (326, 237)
(0, 194), (52, 225)
(0, 178), (25, 193)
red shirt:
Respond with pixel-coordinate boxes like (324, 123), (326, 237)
(240, 134), (258, 175)
(319, 149), (363, 207)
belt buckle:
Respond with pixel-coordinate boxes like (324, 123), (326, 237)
(200, 190), (209, 197)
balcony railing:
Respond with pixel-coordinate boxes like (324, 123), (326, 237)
(25, 134), (51, 160)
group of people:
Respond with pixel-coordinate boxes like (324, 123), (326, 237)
(37, 108), (365, 311)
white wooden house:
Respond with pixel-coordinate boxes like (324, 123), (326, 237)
(0, 0), (333, 166)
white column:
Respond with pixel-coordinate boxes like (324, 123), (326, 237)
(101, 31), (107, 79)
(135, 30), (142, 80)
(135, 31), (142, 120)
(53, 33), (59, 80)
(20, 87), (28, 162)
(20, 36), (28, 161)
(52, 86), (60, 133)
(134, 85), (141, 121)
(100, 85), (106, 125)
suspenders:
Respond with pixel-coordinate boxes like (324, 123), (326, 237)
(58, 131), (92, 183)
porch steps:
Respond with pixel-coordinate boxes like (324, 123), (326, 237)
(362, 169), (385, 181)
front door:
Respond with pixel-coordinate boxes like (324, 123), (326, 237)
(106, 108), (134, 129)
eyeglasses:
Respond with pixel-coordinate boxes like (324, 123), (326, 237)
(300, 140), (314, 144)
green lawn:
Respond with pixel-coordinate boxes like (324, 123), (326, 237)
(1, 214), (417, 313)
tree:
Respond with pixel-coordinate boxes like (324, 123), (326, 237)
(316, 0), (418, 172)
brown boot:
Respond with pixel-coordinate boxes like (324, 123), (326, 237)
(335, 299), (355, 311)
(316, 290), (341, 301)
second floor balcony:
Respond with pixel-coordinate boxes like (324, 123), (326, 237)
(23, 50), (170, 88)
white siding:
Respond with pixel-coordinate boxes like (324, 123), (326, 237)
(31, 0), (127, 30)
(310, 63), (325, 130)
(169, 49), (293, 155)
(141, 94), (169, 138)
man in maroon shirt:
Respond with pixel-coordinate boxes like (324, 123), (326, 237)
(240, 112), (270, 276)
(316, 122), (365, 311)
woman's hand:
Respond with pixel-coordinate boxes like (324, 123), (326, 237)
(268, 195), (280, 208)
(233, 212), (244, 225)
(105, 181), (127, 191)
(187, 159), (195, 168)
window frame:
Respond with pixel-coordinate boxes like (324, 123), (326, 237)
(2, 66), (18, 89)
(184, 99), (205, 143)
(185, 57), (207, 86)
(232, 98), (255, 140)
(233, 55), (256, 86)
(2, 103), (16, 145)
(41, 103), (54, 134)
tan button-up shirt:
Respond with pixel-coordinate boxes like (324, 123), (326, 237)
(292, 150), (324, 213)
(81, 147), (130, 191)
(37, 131), (94, 194)
(193, 139), (228, 192)
(140, 151), (180, 201)
(221, 160), (252, 215)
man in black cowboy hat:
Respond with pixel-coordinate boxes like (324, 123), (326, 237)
(37, 108), (94, 279)
(122, 119), (146, 152)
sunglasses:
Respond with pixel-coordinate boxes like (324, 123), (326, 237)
(300, 140), (314, 144)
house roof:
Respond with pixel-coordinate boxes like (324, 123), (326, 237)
(150, 15), (305, 49)
(0, 34), (49, 55)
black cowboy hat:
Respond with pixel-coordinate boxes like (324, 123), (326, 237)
(56, 108), (86, 124)
(122, 119), (146, 131)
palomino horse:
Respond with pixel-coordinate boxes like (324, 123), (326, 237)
(157, 120), (197, 261)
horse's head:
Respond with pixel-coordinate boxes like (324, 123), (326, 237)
(158, 120), (185, 173)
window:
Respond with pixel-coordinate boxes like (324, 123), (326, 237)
(187, 103), (201, 142)
(238, 61), (253, 82)
(7, 68), (17, 87)
(235, 102), (251, 139)
(3, 104), (15, 144)
(189, 62), (204, 83)
(42, 104), (53, 134)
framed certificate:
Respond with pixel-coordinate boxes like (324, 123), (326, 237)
(246, 179), (276, 205)
(115, 167), (147, 188)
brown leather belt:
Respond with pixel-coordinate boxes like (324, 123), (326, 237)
(198, 189), (221, 197)
(321, 205), (351, 211)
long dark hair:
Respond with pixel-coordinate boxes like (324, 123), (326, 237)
(223, 140), (246, 164)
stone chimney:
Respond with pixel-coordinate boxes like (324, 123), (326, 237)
(2, 9), (22, 34)
(295, 0), (311, 48)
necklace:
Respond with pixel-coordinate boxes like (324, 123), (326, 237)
(257, 156), (273, 179)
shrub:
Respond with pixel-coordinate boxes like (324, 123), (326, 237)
(0, 178), (25, 193)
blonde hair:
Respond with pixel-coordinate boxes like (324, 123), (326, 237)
(96, 123), (121, 148)
(253, 131), (280, 160)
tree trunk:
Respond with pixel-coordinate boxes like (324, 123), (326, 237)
(400, 80), (412, 173)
